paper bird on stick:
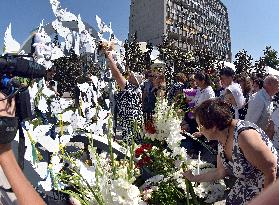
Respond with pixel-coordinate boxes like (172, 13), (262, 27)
(3, 23), (20, 54)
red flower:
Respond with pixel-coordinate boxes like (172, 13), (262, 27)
(136, 160), (144, 168)
(141, 143), (153, 151)
(136, 156), (152, 168)
(145, 120), (156, 134)
(142, 156), (152, 164)
(135, 147), (144, 158)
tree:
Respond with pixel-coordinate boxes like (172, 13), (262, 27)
(263, 46), (279, 70)
(124, 33), (150, 73)
(253, 57), (267, 78)
(158, 36), (194, 89)
(233, 49), (253, 76)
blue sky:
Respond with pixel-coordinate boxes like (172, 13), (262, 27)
(0, 0), (278, 61)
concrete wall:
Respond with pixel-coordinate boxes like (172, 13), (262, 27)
(129, 0), (166, 46)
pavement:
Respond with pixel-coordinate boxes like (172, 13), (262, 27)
(0, 167), (17, 205)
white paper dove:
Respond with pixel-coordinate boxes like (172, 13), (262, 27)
(96, 15), (113, 41)
(96, 15), (113, 35)
(52, 19), (73, 51)
(3, 23), (20, 54)
(37, 97), (49, 113)
(77, 14), (86, 33)
(50, 0), (77, 21)
(78, 14), (97, 55)
(33, 125), (60, 153)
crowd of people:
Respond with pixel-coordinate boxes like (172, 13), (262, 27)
(103, 43), (279, 204)
(0, 45), (277, 205)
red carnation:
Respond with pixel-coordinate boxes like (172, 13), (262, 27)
(145, 120), (156, 134)
(141, 143), (153, 151)
(135, 147), (144, 158)
(136, 156), (152, 168)
(136, 160), (144, 168)
(142, 156), (152, 164)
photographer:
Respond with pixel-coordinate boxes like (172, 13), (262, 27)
(0, 92), (45, 205)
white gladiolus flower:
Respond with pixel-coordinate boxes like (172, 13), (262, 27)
(37, 97), (49, 113)
(60, 135), (73, 146)
(60, 98), (74, 110)
(172, 171), (182, 179)
(29, 82), (39, 99)
(50, 98), (73, 114)
(110, 178), (142, 205)
(85, 123), (103, 136)
(70, 111), (87, 130)
(176, 178), (187, 192)
(77, 82), (90, 92)
(33, 125), (59, 153)
(39, 174), (53, 191)
(162, 150), (171, 157)
(33, 162), (48, 179)
(194, 183), (207, 198)
(24, 121), (32, 131)
(50, 99), (62, 114)
(67, 125), (74, 135)
(61, 110), (74, 122)
(75, 160), (96, 186)
(142, 189), (153, 201)
(42, 86), (55, 98)
(51, 155), (63, 174)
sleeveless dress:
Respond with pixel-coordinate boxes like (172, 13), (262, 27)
(115, 82), (143, 144)
(218, 120), (279, 205)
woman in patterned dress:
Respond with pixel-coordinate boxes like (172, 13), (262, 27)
(103, 46), (143, 143)
(183, 99), (279, 205)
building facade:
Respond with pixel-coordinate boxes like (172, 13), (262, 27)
(129, 0), (231, 61)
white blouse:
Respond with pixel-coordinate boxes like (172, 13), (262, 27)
(193, 86), (215, 107)
(226, 83), (245, 119)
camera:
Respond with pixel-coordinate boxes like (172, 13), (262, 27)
(0, 54), (47, 120)
(0, 54), (46, 78)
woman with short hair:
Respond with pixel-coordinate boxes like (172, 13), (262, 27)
(183, 99), (279, 204)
